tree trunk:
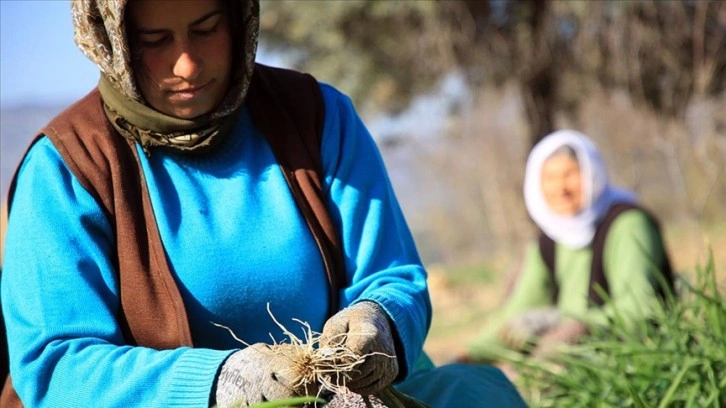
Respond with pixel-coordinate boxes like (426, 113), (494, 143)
(519, 0), (556, 147)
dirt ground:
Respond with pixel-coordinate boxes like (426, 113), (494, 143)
(422, 221), (726, 365)
(422, 263), (512, 365)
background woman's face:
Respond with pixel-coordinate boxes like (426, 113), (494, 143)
(540, 153), (583, 216)
(128, 0), (232, 119)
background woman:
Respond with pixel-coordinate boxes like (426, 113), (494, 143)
(466, 129), (674, 365)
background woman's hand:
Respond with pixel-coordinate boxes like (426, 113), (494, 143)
(497, 324), (531, 351)
(498, 307), (561, 350)
(533, 319), (590, 358)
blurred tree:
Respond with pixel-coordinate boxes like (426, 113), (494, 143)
(259, 1), (459, 115)
(566, 0), (726, 117)
(259, 0), (725, 146)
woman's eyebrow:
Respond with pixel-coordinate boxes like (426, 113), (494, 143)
(137, 26), (168, 35)
(135, 10), (223, 34)
(189, 9), (224, 27)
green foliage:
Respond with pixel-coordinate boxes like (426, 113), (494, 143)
(250, 396), (324, 408)
(259, 0), (462, 115)
(259, 0), (726, 136)
(514, 252), (726, 407)
(217, 396), (324, 408)
(222, 386), (429, 407)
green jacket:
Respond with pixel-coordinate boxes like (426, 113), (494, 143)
(469, 209), (670, 361)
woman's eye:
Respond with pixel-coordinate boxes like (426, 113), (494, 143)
(139, 35), (169, 48)
(193, 16), (222, 37)
(193, 24), (218, 37)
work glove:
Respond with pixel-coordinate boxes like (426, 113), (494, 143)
(320, 301), (399, 395)
(498, 307), (560, 350)
(215, 343), (314, 407)
(533, 318), (590, 358)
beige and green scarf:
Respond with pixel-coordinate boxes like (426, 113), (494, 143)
(71, 0), (260, 153)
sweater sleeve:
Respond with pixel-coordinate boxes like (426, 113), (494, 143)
(1, 137), (232, 407)
(582, 210), (668, 326)
(467, 243), (552, 360)
(318, 84), (432, 378)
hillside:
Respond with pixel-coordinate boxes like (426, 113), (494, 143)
(1, 104), (67, 201)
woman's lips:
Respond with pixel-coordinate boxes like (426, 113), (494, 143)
(168, 81), (212, 102)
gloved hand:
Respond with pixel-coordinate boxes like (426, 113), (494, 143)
(498, 307), (560, 350)
(533, 319), (590, 358)
(215, 343), (313, 408)
(320, 301), (399, 395)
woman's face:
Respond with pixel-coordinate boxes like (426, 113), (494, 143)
(540, 153), (583, 216)
(127, 0), (232, 119)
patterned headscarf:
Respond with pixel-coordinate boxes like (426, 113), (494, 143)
(71, 0), (260, 152)
(524, 130), (637, 248)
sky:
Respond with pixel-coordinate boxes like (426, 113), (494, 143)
(0, 0), (100, 107)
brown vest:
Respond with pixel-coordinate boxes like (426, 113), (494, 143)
(1, 64), (345, 407)
(538, 202), (675, 306)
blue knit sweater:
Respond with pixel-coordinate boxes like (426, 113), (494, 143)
(1, 83), (431, 407)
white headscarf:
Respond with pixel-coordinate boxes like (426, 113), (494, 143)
(524, 130), (636, 248)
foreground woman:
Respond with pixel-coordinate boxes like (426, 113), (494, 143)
(2, 0), (426, 406)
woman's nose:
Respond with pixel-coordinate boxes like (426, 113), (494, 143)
(173, 47), (202, 81)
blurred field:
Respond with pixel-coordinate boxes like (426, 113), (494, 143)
(370, 82), (726, 366)
(2, 88), (724, 367)
(2, 40), (724, 381)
